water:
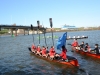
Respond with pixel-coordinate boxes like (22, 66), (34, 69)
(0, 30), (100, 75)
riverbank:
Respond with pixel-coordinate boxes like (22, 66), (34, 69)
(0, 29), (100, 36)
(46, 29), (100, 33)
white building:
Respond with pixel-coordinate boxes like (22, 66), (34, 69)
(61, 24), (78, 30)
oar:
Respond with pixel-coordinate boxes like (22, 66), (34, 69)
(67, 43), (72, 45)
(31, 24), (34, 43)
(49, 18), (54, 46)
(37, 20), (40, 45)
(43, 26), (47, 47)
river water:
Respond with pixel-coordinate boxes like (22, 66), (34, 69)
(0, 30), (100, 75)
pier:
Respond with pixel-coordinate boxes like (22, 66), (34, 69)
(0, 25), (46, 36)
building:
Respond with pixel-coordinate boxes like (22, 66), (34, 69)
(61, 24), (78, 30)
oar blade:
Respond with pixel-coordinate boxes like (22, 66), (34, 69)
(37, 20), (40, 45)
(49, 18), (53, 28)
(37, 20), (40, 29)
(49, 18), (54, 46)
(31, 24), (33, 30)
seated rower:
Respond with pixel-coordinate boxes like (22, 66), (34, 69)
(71, 39), (79, 50)
(73, 35), (76, 38)
(84, 43), (91, 52)
(41, 46), (48, 58)
(31, 44), (36, 53)
(48, 46), (56, 60)
(60, 45), (68, 61)
(77, 36), (80, 38)
(80, 41), (85, 50)
(94, 44), (100, 54)
(82, 35), (85, 38)
(68, 36), (71, 39)
(36, 45), (41, 56)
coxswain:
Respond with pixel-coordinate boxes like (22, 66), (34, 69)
(31, 44), (36, 53)
(94, 44), (100, 54)
(60, 45), (68, 61)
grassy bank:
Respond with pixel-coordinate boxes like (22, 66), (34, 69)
(0, 29), (9, 34)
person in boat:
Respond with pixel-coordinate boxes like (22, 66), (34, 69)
(77, 36), (80, 38)
(41, 46), (48, 58)
(48, 46), (56, 60)
(84, 43), (91, 52)
(59, 45), (68, 61)
(82, 35), (85, 38)
(68, 36), (71, 39)
(72, 39), (79, 50)
(80, 41), (85, 50)
(36, 45), (41, 56)
(48, 46), (59, 60)
(73, 35), (76, 38)
(94, 44), (100, 54)
(31, 44), (36, 53)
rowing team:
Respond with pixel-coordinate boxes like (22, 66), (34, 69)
(68, 35), (87, 39)
(71, 39), (100, 54)
(31, 44), (68, 61)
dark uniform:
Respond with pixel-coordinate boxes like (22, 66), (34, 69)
(80, 44), (85, 49)
(94, 47), (99, 54)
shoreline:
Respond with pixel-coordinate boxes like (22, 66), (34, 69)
(0, 29), (100, 36)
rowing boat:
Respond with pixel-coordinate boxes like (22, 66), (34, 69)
(28, 47), (79, 67)
(72, 47), (100, 59)
(67, 36), (88, 40)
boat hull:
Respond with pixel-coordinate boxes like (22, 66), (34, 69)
(67, 36), (88, 40)
(72, 47), (100, 59)
(28, 47), (79, 67)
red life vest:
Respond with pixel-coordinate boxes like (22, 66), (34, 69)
(49, 48), (55, 56)
(60, 48), (67, 60)
(72, 41), (78, 47)
(31, 45), (36, 49)
(36, 47), (41, 52)
(42, 48), (46, 55)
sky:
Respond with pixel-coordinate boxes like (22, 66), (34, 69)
(0, 0), (100, 28)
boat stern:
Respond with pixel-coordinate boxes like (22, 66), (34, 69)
(69, 59), (79, 67)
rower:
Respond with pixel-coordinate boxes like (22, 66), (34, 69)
(60, 45), (68, 61)
(72, 39), (79, 50)
(68, 36), (71, 38)
(80, 41), (85, 50)
(31, 44), (36, 53)
(41, 46), (48, 58)
(82, 35), (85, 38)
(73, 35), (76, 38)
(48, 46), (56, 60)
(36, 45), (41, 56)
(84, 43), (91, 52)
(77, 36), (80, 38)
(94, 44), (100, 54)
